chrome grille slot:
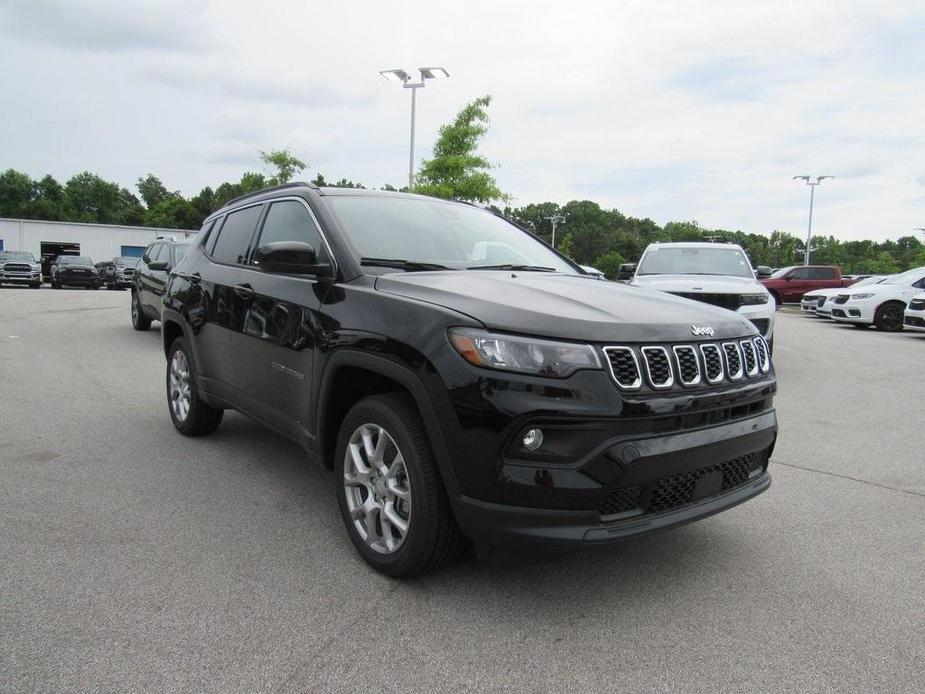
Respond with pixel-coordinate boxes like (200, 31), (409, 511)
(700, 344), (724, 383)
(672, 345), (701, 386)
(641, 346), (673, 389)
(722, 342), (743, 380)
(740, 340), (758, 376)
(602, 347), (642, 389)
(753, 336), (770, 373)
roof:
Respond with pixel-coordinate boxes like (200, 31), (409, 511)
(648, 241), (745, 249)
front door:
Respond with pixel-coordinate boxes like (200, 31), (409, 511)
(230, 198), (332, 441)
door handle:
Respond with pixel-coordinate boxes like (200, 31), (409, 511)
(234, 283), (256, 300)
(189, 272), (201, 284)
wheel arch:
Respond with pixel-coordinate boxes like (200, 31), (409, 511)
(316, 350), (462, 498)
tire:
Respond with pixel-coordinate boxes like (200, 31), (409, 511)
(166, 337), (223, 436)
(131, 291), (152, 331)
(852, 323), (869, 330)
(335, 393), (463, 578)
(51, 278), (60, 289)
(770, 291), (781, 308)
(31, 282), (41, 289)
(874, 302), (905, 332)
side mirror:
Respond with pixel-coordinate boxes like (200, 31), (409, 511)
(148, 261), (169, 271)
(784, 274), (794, 281)
(616, 263), (636, 282)
(255, 241), (332, 276)
(755, 265), (772, 278)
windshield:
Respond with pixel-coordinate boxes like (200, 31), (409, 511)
(325, 195), (577, 273)
(636, 246), (754, 278)
(174, 244), (189, 262)
(59, 256), (93, 265)
(0, 252), (34, 262)
(882, 267), (925, 285)
(851, 275), (886, 288)
(770, 266), (796, 279)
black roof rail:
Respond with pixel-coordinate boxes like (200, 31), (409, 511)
(222, 181), (318, 209)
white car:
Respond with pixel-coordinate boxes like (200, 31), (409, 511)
(631, 242), (775, 349)
(903, 293), (925, 331)
(830, 267), (925, 331)
(801, 276), (888, 317)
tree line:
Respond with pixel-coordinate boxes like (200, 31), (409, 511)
(2, 96), (922, 277)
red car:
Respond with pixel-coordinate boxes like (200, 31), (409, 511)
(760, 265), (856, 305)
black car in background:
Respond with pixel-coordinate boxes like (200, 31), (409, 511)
(0, 251), (43, 288)
(50, 256), (100, 289)
(131, 238), (191, 330)
(96, 256), (141, 290)
(158, 183), (778, 577)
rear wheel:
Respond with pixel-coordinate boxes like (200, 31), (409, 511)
(166, 338), (223, 436)
(771, 291), (781, 308)
(131, 291), (152, 331)
(335, 393), (463, 577)
(30, 282), (40, 289)
(874, 302), (905, 332)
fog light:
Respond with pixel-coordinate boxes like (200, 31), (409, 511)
(522, 428), (544, 451)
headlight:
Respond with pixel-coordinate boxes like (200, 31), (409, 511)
(850, 293), (875, 300)
(449, 328), (601, 378)
(740, 293), (771, 305)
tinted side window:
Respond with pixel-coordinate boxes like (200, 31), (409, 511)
(211, 205), (263, 265)
(810, 267), (836, 279)
(142, 244), (157, 263)
(253, 201), (329, 265)
(789, 267), (810, 280)
(148, 244), (165, 263)
(206, 217), (223, 255)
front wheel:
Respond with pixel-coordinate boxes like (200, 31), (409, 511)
(31, 282), (41, 289)
(166, 338), (223, 436)
(131, 291), (152, 331)
(874, 302), (904, 332)
(335, 393), (463, 578)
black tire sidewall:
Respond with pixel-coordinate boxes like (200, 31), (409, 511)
(334, 395), (443, 576)
(875, 302), (904, 332)
(165, 338), (205, 435)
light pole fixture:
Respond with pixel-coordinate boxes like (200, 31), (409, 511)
(793, 175), (834, 265)
(544, 214), (566, 248)
(380, 66), (450, 189)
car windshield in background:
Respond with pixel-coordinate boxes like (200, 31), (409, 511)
(637, 246), (754, 278)
(325, 196), (577, 273)
(0, 252), (34, 262)
(881, 267), (925, 285)
(59, 256), (93, 265)
(174, 244), (190, 262)
(117, 257), (140, 265)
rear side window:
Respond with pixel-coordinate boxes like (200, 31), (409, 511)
(810, 267), (836, 279)
(253, 200), (329, 264)
(789, 267), (810, 280)
(211, 205), (262, 265)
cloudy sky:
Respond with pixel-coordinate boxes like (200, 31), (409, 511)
(1, 0), (923, 240)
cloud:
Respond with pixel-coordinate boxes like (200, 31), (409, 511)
(0, 0), (212, 53)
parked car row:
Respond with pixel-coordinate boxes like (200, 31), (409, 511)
(0, 251), (145, 290)
(799, 267), (925, 332)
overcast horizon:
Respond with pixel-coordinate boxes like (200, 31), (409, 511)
(1, 0), (923, 241)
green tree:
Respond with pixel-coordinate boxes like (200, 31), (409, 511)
(592, 250), (627, 279)
(260, 149), (307, 184)
(64, 171), (144, 225)
(144, 196), (201, 230)
(557, 233), (574, 259)
(414, 95), (507, 203)
(0, 169), (35, 218)
(32, 175), (66, 220)
(137, 174), (172, 209)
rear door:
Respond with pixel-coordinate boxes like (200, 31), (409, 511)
(139, 243), (165, 313)
(197, 203), (264, 390)
(229, 197), (332, 440)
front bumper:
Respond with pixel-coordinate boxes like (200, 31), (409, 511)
(903, 308), (925, 331)
(831, 299), (875, 323)
(58, 273), (99, 286)
(800, 297), (820, 312)
(451, 410), (776, 548)
(0, 271), (41, 284)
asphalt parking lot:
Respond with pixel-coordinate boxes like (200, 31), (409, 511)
(1, 288), (923, 693)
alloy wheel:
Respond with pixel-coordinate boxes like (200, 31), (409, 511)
(343, 423), (412, 555)
(880, 304), (903, 331)
(169, 350), (191, 422)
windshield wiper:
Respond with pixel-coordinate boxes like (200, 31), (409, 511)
(467, 264), (558, 272)
(360, 257), (454, 272)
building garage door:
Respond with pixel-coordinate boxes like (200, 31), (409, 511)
(120, 246), (145, 258)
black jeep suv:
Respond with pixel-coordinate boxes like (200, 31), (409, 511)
(50, 256), (100, 289)
(161, 183), (777, 577)
(131, 238), (191, 330)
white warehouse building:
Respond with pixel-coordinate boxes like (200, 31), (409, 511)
(0, 217), (196, 278)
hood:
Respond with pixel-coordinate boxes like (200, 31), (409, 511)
(803, 288), (842, 299)
(631, 274), (765, 294)
(376, 271), (755, 343)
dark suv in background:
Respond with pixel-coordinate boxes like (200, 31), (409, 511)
(160, 183), (777, 577)
(50, 256), (100, 289)
(131, 237), (191, 330)
(97, 256), (141, 290)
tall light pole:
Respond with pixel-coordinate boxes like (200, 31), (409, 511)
(380, 67), (450, 189)
(793, 175), (834, 265)
(544, 214), (565, 248)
